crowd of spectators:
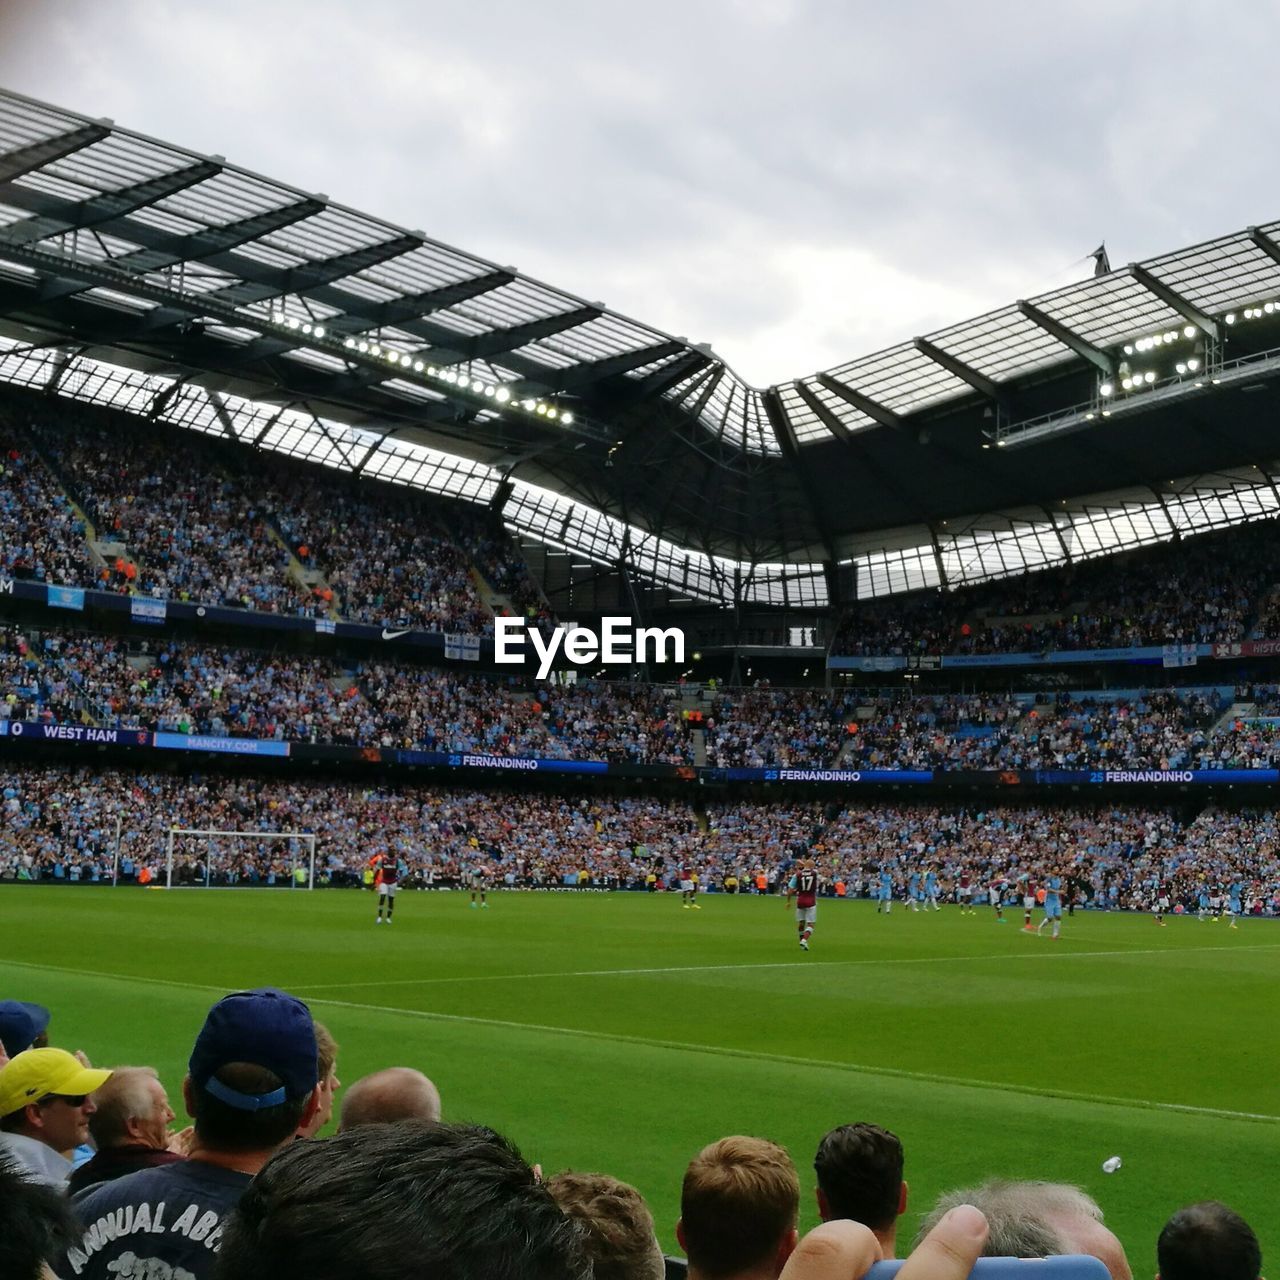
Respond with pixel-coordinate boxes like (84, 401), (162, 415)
(833, 520), (1280, 657)
(0, 392), (544, 633)
(19, 619), (1280, 770)
(3, 763), (1280, 913)
(0, 418), (92, 587)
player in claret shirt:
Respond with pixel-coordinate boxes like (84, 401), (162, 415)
(680, 862), (701, 910)
(786, 857), (820, 951)
(373, 853), (400, 925)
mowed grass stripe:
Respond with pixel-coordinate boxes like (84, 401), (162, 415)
(2, 955), (1275, 1124)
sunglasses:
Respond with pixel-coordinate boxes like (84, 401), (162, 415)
(38, 1093), (88, 1107)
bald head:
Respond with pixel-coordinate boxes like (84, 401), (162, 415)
(338, 1068), (441, 1132)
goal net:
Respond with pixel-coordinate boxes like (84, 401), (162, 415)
(164, 828), (317, 890)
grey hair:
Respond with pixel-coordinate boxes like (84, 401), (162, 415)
(88, 1067), (161, 1150)
(915, 1180), (1102, 1258)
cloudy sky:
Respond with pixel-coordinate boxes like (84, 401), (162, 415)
(2, 0), (1277, 386)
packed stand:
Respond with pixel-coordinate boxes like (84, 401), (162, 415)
(3, 763), (1280, 913)
(833, 519), (1280, 657)
(0, 411), (92, 586)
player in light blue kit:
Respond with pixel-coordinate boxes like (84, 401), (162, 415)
(876, 867), (894, 915)
(1037, 871), (1063, 938)
(907, 870), (922, 912)
(1227, 880), (1243, 929)
(924, 866), (941, 911)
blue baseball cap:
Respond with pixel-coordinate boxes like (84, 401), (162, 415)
(189, 988), (317, 1111)
(0, 1000), (51, 1058)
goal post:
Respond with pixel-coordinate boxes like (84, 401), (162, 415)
(164, 828), (317, 890)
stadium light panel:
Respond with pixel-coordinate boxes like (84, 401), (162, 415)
(562, 411), (574, 424)
(1226, 313), (1236, 323)
(495, 388), (510, 403)
(471, 380), (484, 393)
(1176, 362), (1187, 374)
(1144, 370), (1156, 383)
(1187, 358), (1200, 371)
(344, 337), (356, 349)
(1099, 382), (1114, 396)
(313, 326), (325, 338)
(413, 360), (423, 372)
(1183, 325), (1197, 338)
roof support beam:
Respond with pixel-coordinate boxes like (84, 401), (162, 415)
(1127, 264), (1220, 341)
(1016, 300), (1116, 376)
(814, 374), (904, 430)
(202, 233), (422, 307)
(913, 336), (1006, 404)
(0, 122), (110, 182)
(761, 388), (836, 562)
(1247, 226), (1280, 270)
(551, 340), (686, 392)
(627, 350), (713, 401)
(334, 270), (516, 333)
(1, 159), (224, 248)
(461, 305), (602, 361)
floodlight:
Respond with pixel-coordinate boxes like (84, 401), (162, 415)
(536, 403), (548, 415)
(1187, 358), (1200, 371)
(427, 366), (438, 376)
(1267, 303), (1276, 314)
(358, 341), (369, 353)
(1225, 313), (1236, 324)
(1175, 362), (1187, 375)
(483, 385), (494, 396)
(1099, 382), (1114, 397)
(561, 411), (574, 424)
(1144, 370), (1156, 383)
(1085, 411), (1096, 421)
(386, 351), (398, 364)
(471, 380), (484, 393)
(547, 407), (558, 419)
(301, 322), (312, 335)
(413, 360), (423, 372)
(1152, 334), (1163, 346)
(1121, 377), (1133, 390)
(522, 399), (536, 410)
(1164, 331), (1177, 342)
(287, 317), (300, 329)
(371, 344), (382, 357)
(313, 326), (325, 339)
(1183, 325), (1196, 338)
(495, 388), (510, 403)
(1123, 344), (1134, 355)
(344, 337), (356, 349)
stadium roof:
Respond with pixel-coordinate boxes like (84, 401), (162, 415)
(4, 87), (1280, 605)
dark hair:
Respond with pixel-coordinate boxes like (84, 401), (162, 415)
(813, 1123), (904, 1231)
(0, 1153), (81, 1280)
(192, 1063), (309, 1154)
(214, 1121), (590, 1280)
(680, 1136), (799, 1279)
(1158, 1202), (1261, 1280)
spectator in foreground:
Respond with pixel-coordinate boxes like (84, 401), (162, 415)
(813, 1122), (908, 1258)
(0, 1153), (81, 1280)
(213, 1120), (590, 1280)
(66, 1066), (182, 1195)
(338, 1065), (441, 1130)
(63, 987), (319, 1280)
(0, 1048), (111, 1185)
(297, 1020), (341, 1139)
(779, 1204), (990, 1280)
(545, 1170), (665, 1280)
(1157, 1201), (1262, 1280)
(0, 999), (50, 1059)
(676, 1136), (800, 1280)
(917, 1180), (1132, 1280)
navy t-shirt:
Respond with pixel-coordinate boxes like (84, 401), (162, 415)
(63, 1159), (252, 1280)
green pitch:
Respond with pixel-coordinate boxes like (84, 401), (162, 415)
(3, 887), (1278, 1265)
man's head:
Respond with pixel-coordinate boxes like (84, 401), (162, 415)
(0, 1048), (112, 1152)
(338, 1066), (441, 1131)
(0, 1001), (50, 1058)
(1157, 1202), (1261, 1280)
(88, 1067), (175, 1152)
(0, 1153), (80, 1280)
(677, 1136), (800, 1280)
(185, 987), (318, 1155)
(917, 1180), (1132, 1280)
(813, 1123), (907, 1253)
(297, 1022), (341, 1140)
(545, 1171), (665, 1280)
(213, 1120), (589, 1280)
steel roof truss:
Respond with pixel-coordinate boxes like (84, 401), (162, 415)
(1127, 264), (1220, 341)
(1015, 300), (1116, 376)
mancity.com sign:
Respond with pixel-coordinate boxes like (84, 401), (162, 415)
(493, 617), (685, 679)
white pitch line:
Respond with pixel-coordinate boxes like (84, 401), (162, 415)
(290, 941), (1280, 992)
(2, 955), (1275, 1124)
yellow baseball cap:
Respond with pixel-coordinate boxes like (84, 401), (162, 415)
(0, 1048), (112, 1118)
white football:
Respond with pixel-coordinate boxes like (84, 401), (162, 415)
(1102, 1156), (1122, 1174)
